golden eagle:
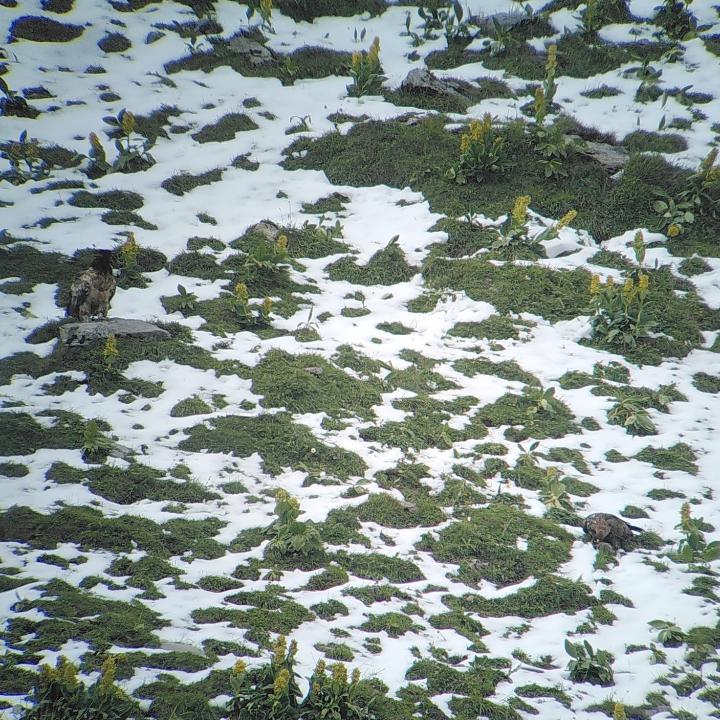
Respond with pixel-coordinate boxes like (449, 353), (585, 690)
(583, 513), (643, 551)
(66, 250), (117, 321)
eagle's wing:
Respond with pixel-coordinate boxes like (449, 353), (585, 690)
(66, 270), (92, 318)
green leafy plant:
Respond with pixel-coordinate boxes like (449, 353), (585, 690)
(532, 124), (574, 178)
(228, 641), (377, 720)
(607, 397), (656, 435)
(230, 282), (273, 328)
(347, 37), (385, 97)
(228, 637), (302, 720)
(677, 147), (720, 219)
(489, 195), (536, 258)
(648, 619), (686, 647)
(176, 284), (198, 312)
(588, 268), (654, 349)
(668, 502), (720, 564)
(654, 0), (697, 39)
(565, 639), (614, 685)
(88, 109), (156, 176)
(533, 44), (558, 127)
(0, 76), (38, 118)
(301, 660), (375, 720)
(244, 232), (289, 271)
(437, 0), (477, 45)
(246, 0), (274, 33)
(524, 384), (559, 416)
(265, 490), (324, 558)
(653, 191), (695, 235)
(0, 130), (53, 185)
(18, 656), (147, 720)
(539, 468), (574, 511)
(576, 0), (603, 36)
(446, 113), (513, 184)
(82, 420), (113, 464)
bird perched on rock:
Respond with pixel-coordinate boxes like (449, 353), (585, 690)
(583, 513), (643, 551)
(66, 249), (117, 321)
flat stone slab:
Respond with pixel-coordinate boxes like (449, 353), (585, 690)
(60, 318), (171, 345)
(569, 136), (629, 172)
(400, 68), (474, 104)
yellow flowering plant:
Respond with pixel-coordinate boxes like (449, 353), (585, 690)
(0, 130), (52, 185)
(669, 501), (720, 564)
(246, 0), (274, 33)
(25, 655), (140, 719)
(347, 37), (385, 97)
(102, 333), (119, 371)
(264, 489), (324, 559)
(447, 113), (512, 184)
(589, 270), (655, 349)
(88, 109), (155, 176)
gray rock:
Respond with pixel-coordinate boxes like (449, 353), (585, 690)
(159, 641), (206, 657)
(400, 68), (473, 104)
(145, 30), (165, 45)
(245, 220), (281, 242)
(108, 442), (134, 460)
(475, 10), (527, 31)
(224, 35), (274, 66)
(572, 137), (629, 172)
(60, 318), (171, 345)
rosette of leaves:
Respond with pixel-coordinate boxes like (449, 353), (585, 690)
(648, 620), (686, 647)
(301, 661), (376, 720)
(347, 37), (386, 97)
(539, 468), (573, 511)
(81, 420), (113, 464)
(20, 656), (147, 720)
(607, 397), (656, 435)
(654, 0), (697, 39)
(176, 284), (198, 312)
(565, 639), (614, 685)
(265, 490), (324, 559)
(1, 130), (52, 185)
(88, 109), (155, 176)
(447, 113), (512, 184)
(228, 637), (302, 720)
(668, 502), (720, 564)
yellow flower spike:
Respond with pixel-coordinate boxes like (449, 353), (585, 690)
(273, 635), (287, 665)
(288, 639), (298, 659)
(606, 276), (615, 287)
(511, 195), (531, 225)
(260, 0), (272, 16)
(459, 133), (471, 154)
(314, 659), (327, 676)
(276, 234), (288, 254)
(534, 86), (545, 112)
(121, 232), (138, 264)
(233, 659), (247, 675)
(351, 668), (361, 685)
(331, 663), (348, 684)
(613, 703), (627, 720)
(89, 132), (103, 153)
(622, 278), (634, 297)
(234, 282), (249, 303)
(680, 501), (691, 530)
(59, 657), (78, 686)
(351, 51), (362, 71)
(546, 44), (557, 73)
(273, 668), (290, 695)
(100, 656), (117, 691)
(589, 275), (600, 295)
(368, 37), (381, 69)
(667, 223), (681, 237)
(263, 297), (274, 316)
(638, 273), (649, 293)
(103, 333), (119, 363)
(120, 110), (135, 135)
(700, 147), (718, 173)
(557, 209), (577, 229)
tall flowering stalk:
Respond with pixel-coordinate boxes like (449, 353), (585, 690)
(448, 113), (511, 183)
(347, 37), (385, 97)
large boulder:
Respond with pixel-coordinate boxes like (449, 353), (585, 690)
(59, 318), (171, 345)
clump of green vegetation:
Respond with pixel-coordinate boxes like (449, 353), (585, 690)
(311, 599), (349, 620)
(565, 640), (614, 685)
(170, 395), (213, 417)
(327, 236), (417, 285)
(453, 358), (539, 385)
(356, 493), (445, 528)
(418, 503), (573, 587)
(335, 551), (424, 583)
(693, 372), (720, 393)
(406, 656), (509, 698)
(192, 113), (258, 143)
(360, 612), (418, 638)
(161, 168), (223, 196)
(623, 130), (687, 153)
(634, 443), (698, 474)
(251, 349), (384, 419)
(179, 412), (366, 479)
(305, 564), (349, 591)
(448, 575), (593, 618)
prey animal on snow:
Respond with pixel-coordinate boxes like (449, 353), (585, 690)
(66, 250), (117, 321)
(582, 513), (643, 551)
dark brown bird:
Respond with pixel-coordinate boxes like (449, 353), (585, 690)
(66, 250), (117, 321)
(583, 513), (643, 551)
